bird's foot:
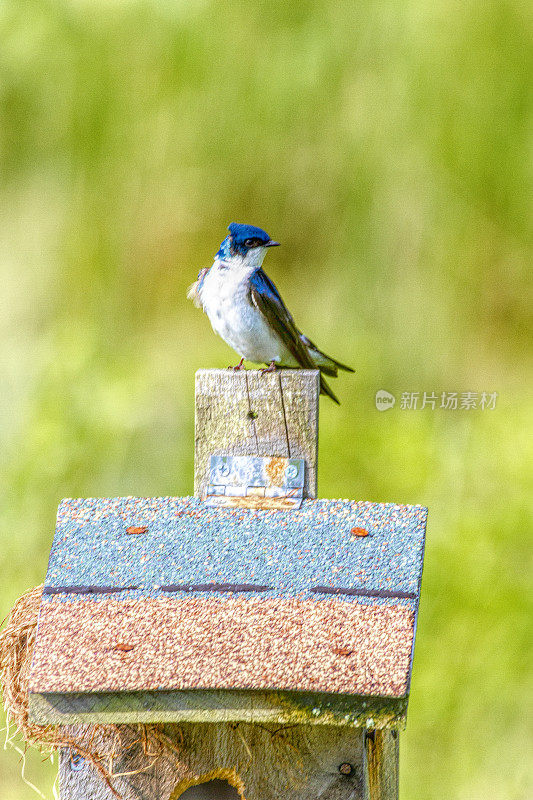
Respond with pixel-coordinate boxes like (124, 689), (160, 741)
(228, 357), (245, 371)
(260, 361), (277, 375)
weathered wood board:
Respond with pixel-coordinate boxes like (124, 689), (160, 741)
(59, 723), (366, 800)
(364, 730), (399, 800)
(30, 688), (406, 729)
(194, 369), (319, 499)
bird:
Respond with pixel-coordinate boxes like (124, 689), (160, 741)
(188, 222), (353, 403)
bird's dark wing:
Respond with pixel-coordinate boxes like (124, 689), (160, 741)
(300, 333), (355, 375)
(249, 269), (340, 403)
(249, 269), (312, 367)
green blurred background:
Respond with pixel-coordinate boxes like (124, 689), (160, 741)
(0, 0), (531, 797)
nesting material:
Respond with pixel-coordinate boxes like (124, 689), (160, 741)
(0, 585), (185, 797)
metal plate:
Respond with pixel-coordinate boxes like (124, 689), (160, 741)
(205, 455), (305, 509)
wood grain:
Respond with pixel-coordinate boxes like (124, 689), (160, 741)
(194, 369), (319, 500)
(31, 688), (406, 729)
(59, 723), (365, 800)
(364, 730), (399, 800)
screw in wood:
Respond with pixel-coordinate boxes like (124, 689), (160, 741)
(338, 762), (353, 776)
(70, 753), (85, 771)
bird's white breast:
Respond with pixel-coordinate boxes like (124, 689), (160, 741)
(199, 261), (294, 365)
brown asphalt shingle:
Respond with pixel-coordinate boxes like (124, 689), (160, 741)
(29, 596), (414, 698)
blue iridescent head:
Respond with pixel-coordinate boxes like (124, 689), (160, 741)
(217, 222), (280, 260)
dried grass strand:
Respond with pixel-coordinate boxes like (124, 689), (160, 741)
(0, 584), (183, 799)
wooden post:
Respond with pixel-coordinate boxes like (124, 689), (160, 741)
(194, 369), (319, 500)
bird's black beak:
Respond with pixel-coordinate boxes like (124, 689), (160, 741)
(265, 240), (280, 247)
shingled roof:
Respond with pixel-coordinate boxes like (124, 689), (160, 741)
(28, 496), (427, 729)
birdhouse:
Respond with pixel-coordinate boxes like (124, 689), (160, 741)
(28, 370), (427, 800)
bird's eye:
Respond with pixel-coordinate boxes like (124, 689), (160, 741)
(244, 238), (260, 248)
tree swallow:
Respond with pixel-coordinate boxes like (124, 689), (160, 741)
(188, 222), (353, 403)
